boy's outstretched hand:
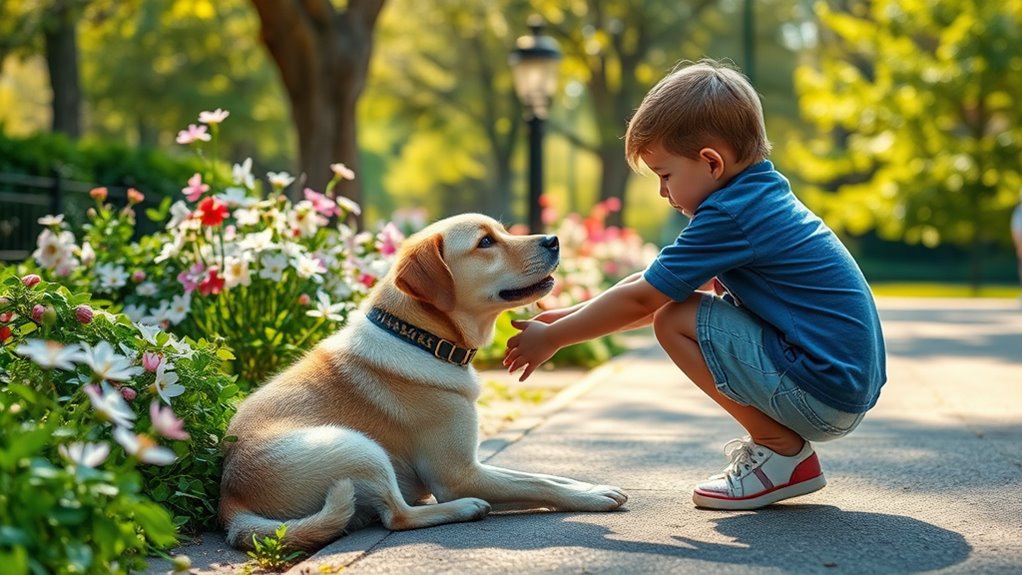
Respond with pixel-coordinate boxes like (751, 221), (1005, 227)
(504, 319), (560, 382)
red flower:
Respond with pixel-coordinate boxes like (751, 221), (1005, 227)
(198, 197), (228, 227)
(198, 267), (225, 296)
(0, 325), (10, 344)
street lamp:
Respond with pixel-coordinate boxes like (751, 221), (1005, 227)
(509, 15), (562, 233)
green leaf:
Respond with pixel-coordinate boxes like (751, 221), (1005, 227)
(215, 348), (235, 360)
(218, 384), (239, 401)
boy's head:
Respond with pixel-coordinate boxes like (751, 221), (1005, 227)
(625, 59), (771, 171)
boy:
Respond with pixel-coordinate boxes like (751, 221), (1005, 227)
(504, 59), (886, 510)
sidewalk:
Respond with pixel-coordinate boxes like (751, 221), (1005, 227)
(153, 298), (1022, 574)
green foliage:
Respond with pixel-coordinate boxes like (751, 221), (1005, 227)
(0, 267), (238, 538)
(246, 524), (304, 571)
(788, 0), (1022, 282)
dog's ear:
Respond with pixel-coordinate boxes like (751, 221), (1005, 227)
(394, 234), (455, 312)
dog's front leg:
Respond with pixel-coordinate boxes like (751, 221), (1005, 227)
(431, 462), (627, 513)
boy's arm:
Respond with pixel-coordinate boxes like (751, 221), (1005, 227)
(529, 271), (648, 325)
(505, 276), (671, 380)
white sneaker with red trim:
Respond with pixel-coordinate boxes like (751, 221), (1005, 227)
(692, 437), (826, 510)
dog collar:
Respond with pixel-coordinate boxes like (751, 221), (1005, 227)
(365, 307), (478, 367)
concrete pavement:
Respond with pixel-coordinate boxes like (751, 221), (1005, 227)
(153, 298), (1022, 574)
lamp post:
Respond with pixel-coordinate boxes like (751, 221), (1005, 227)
(509, 15), (562, 233)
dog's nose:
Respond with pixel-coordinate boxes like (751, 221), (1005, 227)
(540, 235), (559, 253)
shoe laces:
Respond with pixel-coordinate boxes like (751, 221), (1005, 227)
(722, 437), (766, 479)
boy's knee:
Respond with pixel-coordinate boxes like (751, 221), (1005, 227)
(653, 296), (700, 340)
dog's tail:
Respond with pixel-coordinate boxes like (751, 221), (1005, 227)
(224, 478), (356, 551)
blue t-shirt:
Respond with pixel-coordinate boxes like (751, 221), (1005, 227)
(644, 160), (886, 413)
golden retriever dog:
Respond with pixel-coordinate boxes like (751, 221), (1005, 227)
(219, 213), (627, 551)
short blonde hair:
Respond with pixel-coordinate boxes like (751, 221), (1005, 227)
(625, 59), (771, 170)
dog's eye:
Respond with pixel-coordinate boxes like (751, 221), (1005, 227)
(477, 235), (496, 249)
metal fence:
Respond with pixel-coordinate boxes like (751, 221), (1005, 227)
(0, 172), (160, 262)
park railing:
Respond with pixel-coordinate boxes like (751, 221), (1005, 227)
(0, 171), (161, 262)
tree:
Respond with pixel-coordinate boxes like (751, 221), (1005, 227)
(360, 0), (533, 220)
(248, 0), (386, 206)
(0, 0), (98, 138)
(788, 0), (1022, 288)
(539, 0), (723, 227)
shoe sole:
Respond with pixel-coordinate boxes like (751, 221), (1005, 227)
(691, 474), (827, 511)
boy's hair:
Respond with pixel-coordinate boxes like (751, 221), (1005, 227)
(625, 59), (771, 170)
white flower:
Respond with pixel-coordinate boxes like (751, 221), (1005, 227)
(267, 171), (295, 189)
(166, 201), (191, 230)
(136, 323), (164, 346)
(37, 214), (64, 226)
(306, 291), (345, 322)
(259, 252), (289, 281)
(330, 163), (355, 180)
(238, 229), (275, 252)
(33, 228), (77, 270)
(113, 427), (176, 465)
(234, 207), (261, 227)
(79, 241), (96, 266)
(198, 108), (230, 124)
(122, 303), (148, 323)
(80, 341), (143, 382)
(232, 158), (255, 189)
(293, 253), (326, 282)
(85, 382), (136, 428)
(289, 202), (326, 237)
(216, 186), (256, 208)
(136, 282), (158, 297)
(58, 442), (110, 468)
(168, 338), (195, 359)
(222, 256), (252, 289)
(94, 263), (129, 291)
(335, 195), (362, 216)
(167, 293), (191, 325)
(14, 340), (84, 370)
(152, 361), (185, 404)
(142, 301), (173, 326)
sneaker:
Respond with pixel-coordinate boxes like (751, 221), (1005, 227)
(692, 437), (826, 510)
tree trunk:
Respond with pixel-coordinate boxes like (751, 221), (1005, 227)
(44, 2), (81, 138)
(249, 0), (385, 216)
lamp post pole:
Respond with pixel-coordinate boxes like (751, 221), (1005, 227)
(509, 16), (562, 234)
(526, 112), (544, 234)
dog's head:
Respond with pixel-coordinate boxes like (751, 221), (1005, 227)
(388, 214), (559, 320)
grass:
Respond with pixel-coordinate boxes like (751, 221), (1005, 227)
(871, 282), (1021, 298)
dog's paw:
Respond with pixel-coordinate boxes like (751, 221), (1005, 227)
(453, 497), (491, 521)
(579, 484), (628, 510)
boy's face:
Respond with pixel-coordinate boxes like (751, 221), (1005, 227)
(641, 145), (722, 217)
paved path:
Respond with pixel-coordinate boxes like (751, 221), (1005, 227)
(153, 298), (1022, 574)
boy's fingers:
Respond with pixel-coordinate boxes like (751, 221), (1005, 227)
(510, 319), (532, 331)
(519, 364), (535, 382)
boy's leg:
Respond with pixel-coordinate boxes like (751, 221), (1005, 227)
(652, 296), (803, 456)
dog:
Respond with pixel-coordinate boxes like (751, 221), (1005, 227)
(219, 213), (628, 551)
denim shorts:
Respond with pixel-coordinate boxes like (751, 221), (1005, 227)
(696, 295), (865, 442)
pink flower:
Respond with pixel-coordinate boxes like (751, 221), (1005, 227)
(75, 305), (93, 325)
(89, 187), (108, 202)
(21, 274), (41, 288)
(150, 401), (190, 440)
(359, 273), (377, 288)
(31, 304), (46, 322)
(141, 351), (164, 373)
(0, 311), (13, 323)
(176, 124), (211, 145)
(120, 387), (137, 401)
(197, 197), (228, 227)
(541, 207), (558, 225)
(603, 197), (622, 212)
(303, 188), (340, 217)
(376, 222), (405, 256)
(297, 293), (311, 306)
(182, 173), (209, 202)
(127, 188), (145, 205)
(178, 263), (206, 294)
(132, 270), (146, 282)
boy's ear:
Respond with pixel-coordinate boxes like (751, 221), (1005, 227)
(698, 147), (726, 180)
